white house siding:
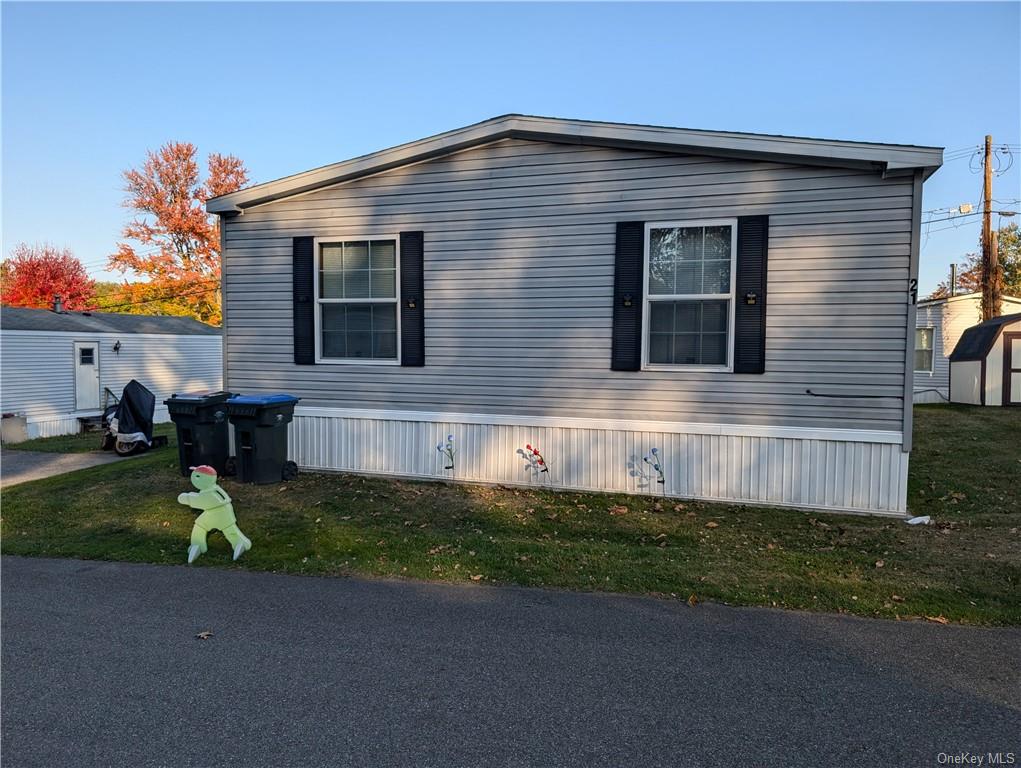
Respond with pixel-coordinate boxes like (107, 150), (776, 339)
(913, 295), (1021, 403)
(1, 331), (222, 438)
(222, 138), (919, 515)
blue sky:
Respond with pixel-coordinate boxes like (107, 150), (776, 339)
(2, 1), (1019, 294)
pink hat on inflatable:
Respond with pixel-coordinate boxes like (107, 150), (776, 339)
(189, 465), (217, 476)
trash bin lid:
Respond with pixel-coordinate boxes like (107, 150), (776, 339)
(168, 390), (232, 402)
(227, 394), (300, 406)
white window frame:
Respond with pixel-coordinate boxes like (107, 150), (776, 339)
(313, 235), (401, 365)
(641, 218), (738, 372)
(914, 327), (934, 374)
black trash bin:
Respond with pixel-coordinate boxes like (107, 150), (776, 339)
(164, 391), (233, 477)
(226, 394), (300, 484)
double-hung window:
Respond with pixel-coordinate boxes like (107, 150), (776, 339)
(315, 237), (399, 363)
(643, 219), (737, 369)
(914, 327), (934, 373)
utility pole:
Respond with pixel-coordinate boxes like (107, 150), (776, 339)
(981, 134), (1002, 320)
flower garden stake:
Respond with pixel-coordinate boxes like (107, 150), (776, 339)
(516, 443), (551, 484)
(437, 434), (456, 475)
(643, 448), (666, 495)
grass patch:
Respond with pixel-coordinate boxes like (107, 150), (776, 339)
(2, 407), (1018, 624)
(4, 423), (177, 454)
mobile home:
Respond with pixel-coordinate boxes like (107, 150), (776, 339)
(207, 115), (943, 516)
(1, 305), (222, 439)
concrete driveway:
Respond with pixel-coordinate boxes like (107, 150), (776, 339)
(2, 556), (1018, 768)
(1, 448), (128, 488)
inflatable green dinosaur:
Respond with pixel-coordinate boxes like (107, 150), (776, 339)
(177, 465), (252, 564)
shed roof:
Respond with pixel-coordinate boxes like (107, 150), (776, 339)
(948, 313), (1021, 362)
(207, 114), (944, 214)
(1, 306), (220, 335)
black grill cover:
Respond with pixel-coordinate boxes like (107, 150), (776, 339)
(114, 379), (156, 444)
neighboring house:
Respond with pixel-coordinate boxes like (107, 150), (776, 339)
(207, 115), (942, 516)
(913, 292), (1021, 403)
(1, 305), (222, 439)
(948, 312), (1021, 406)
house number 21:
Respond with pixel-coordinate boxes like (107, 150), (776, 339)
(909, 278), (918, 305)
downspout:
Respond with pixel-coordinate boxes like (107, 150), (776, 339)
(901, 170), (924, 453)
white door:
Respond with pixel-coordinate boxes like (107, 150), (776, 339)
(74, 341), (101, 411)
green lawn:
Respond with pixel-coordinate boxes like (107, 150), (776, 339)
(2, 406), (1018, 624)
(4, 423), (176, 453)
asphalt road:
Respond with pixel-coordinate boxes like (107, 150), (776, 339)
(2, 557), (1019, 768)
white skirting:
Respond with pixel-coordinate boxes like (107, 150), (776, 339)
(25, 406), (172, 440)
(288, 408), (909, 517)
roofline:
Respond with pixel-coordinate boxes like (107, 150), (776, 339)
(918, 292), (1021, 306)
(207, 114), (944, 214)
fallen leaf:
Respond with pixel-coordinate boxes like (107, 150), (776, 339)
(195, 631), (213, 640)
(687, 593), (699, 607)
(609, 505), (629, 516)
(875, 560), (885, 568)
(891, 595), (905, 602)
(926, 615), (950, 625)
(673, 504), (686, 512)
(470, 574), (484, 581)
(705, 521), (719, 529)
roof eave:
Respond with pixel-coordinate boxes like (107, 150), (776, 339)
(207, 115), (944, 214)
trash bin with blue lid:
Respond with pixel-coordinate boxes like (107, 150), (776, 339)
(226, 394), (300, 484)
(164, 391), (233, 477)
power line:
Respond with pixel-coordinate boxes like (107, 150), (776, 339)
(87, 282), (220, 312)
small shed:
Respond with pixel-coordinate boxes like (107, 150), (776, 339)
(948, 312), (1021, 406)
(1, 305), (223, 439)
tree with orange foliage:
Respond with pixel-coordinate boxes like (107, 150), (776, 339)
(107, 142), (248, 325)
(1, 243), (95, 310)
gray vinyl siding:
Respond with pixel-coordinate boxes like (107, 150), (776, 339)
(221, 138), (917, 431)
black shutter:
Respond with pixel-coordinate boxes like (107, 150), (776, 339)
(400, 231), (425, 366)
(733, 216), (769, 374)
(611, 221), (645, 371)
(293, 236), (315, 365)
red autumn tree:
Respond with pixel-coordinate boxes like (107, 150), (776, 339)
(1, 243), (95, 310)
(107, 142), (248, 324)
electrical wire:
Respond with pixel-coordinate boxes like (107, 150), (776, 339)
(85, 282), (220, 313)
